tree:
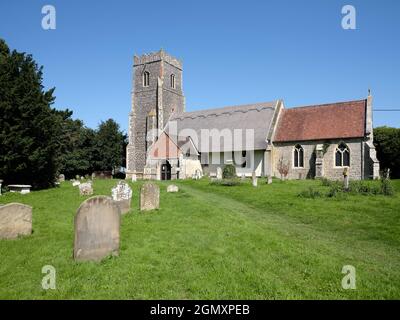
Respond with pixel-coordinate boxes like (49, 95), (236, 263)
(374, 126), (400, 179)
(55, 109), (96, 179)
(0, 39), (62, 188)
(92, 119), (125, 172)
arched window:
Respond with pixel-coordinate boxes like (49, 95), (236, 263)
(143, 71), (150, 87)
(170, 74), (175, 88)
(335, 142), (350, 167)
(294, 144), (304, 168)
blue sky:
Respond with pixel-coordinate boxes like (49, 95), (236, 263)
(1, 0), (399, 132)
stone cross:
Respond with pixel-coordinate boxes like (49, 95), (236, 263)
(73, 196), (120, 262)
(140, 183), (160, 211)
(111, 181), (132, 214)
(0, 203), (32, 239)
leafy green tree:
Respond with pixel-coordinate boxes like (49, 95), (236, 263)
(0, 39), (61, 188)
(92, 119), (125, 172)
(374, 126), (400, 179)
(55, 109), (96, 179)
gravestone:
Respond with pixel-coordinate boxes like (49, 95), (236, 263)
(0, 179), (3, 196)
(79, 182), (93, 196)
(140, 183), (160, 211)
(75, 175), (80, 180)
(8, 185), (32, 194)
(72, 180), (81, 187)
(241, 173), (246, 180)
(73, 196), (120, 261)
(216, 167), (222, 180)
(252, 172), (258, 187)
(131, 174), (137, 182)
(167, 185), (179, 193)
(343, 168), (349, 191)
(267, 176), (273, 185)
(195, 169), (202, 180)
(58, 174), (65, 182)
(0, 203), (32, 239)
(111, 181), (132, 214)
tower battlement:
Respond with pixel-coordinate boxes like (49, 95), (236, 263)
(133, 49), (183, 70)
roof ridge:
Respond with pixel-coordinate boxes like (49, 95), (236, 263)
(285, 99), (366, 111)
(173, 106), (274, 120)
(175, 100), (278, 116)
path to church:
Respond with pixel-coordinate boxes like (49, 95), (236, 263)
(173, 183), (390, 259)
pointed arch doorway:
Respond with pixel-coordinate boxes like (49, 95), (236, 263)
(161, 160), (172, 180)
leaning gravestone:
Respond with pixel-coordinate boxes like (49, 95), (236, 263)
(73, 196), (120, 262)
(0, 203), (32, 239)
(217, 167), (223, 180)
(252, 171), (258, 187)
(140, 183), (160, 211)
(79, 182), (93, 196)
(167, 184), (179, 193)
(111, 181), (132, 214)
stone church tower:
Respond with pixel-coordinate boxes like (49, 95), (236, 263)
(126, 50), (185, 179)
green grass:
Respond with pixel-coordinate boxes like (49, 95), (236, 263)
(0, 178), (399, 299)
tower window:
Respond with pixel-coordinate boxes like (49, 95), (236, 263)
(143, 71), (150, 87)
(294, 144), (304, 168)
(335, 142), (350, 167)
(170, 74), (175, 89)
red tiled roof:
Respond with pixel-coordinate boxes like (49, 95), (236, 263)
(274, 99), (366, 142)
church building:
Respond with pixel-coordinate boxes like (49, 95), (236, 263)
(126, 50), (380, 181)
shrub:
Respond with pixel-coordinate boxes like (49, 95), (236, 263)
(326, 184), (343, 198)
(380, 178), (395, 196)
(222, 164), (236, 179)
(298, 187), (322, 199)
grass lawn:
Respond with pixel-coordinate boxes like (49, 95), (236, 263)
(0, 178), (399, 299)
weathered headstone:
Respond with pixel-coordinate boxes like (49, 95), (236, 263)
(131, 174), (137, 182)
(0, 203), (32, 239)
(111, 181), (132, 215)
(167, 185), (179, 193)
(252, 172), (258, 187)
(140, 183), (160, 211)
(79, 182), (93, 196)
(386, 168), (391, 179)
(58, 174), (65, 182)
(72, 180), (80, 187)
(8, 185), (32, 194)
(267, 176), (273, 185)
(195, 169), (202, 180)
(216, 167), (222, 180)
(343, 168), (349, 191)
(73, 196), (120, 262)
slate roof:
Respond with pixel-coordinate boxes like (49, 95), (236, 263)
(165, 101), (279, 152)
(274, 99), (367, 142)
